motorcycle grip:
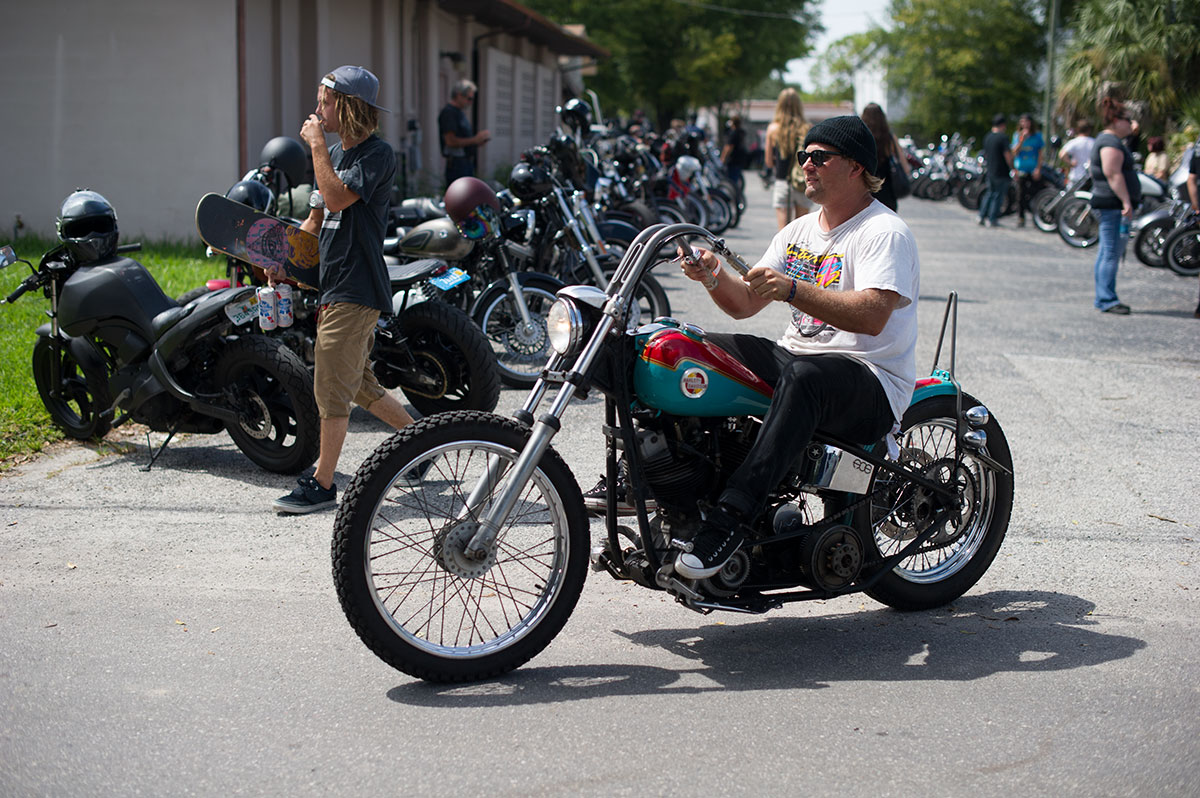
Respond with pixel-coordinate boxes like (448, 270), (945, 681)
(6, 278), (33, 303)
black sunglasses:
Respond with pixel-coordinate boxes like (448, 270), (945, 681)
(796, 149), (842, 168)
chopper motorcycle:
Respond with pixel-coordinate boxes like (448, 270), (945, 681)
(3, 190), (319, 473)
(329, 222), (1015, 683)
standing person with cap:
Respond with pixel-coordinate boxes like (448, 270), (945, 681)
(273, 65), (417, 514)
(669, 115), (920, 579)
(438, 79), (491, 188)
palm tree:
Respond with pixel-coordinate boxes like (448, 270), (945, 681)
(1057, 0), (1200, 131)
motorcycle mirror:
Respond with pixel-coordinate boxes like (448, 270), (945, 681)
(0, 245), (17, 269)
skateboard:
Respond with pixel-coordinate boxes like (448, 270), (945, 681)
(195, 193), (319, 288)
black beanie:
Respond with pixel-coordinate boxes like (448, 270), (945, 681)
(804, 115), (878, 176)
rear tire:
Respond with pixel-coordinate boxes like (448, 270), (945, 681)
(375, 300), (500, 417)
(214, 335), (319, 473)
(1163, 221), (1200, 277)
(1031, 188), (1061, 233)
(1057, 197), (1099, 248)
(1134, 217), (1174, 268)
(859, 394), (1013, 611)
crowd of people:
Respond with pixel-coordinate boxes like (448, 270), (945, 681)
(272, 62), (1197, 519)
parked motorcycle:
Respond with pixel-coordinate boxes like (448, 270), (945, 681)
(390, 178), (566, 388)
(1031, 173), (1091, 234)
(329, 222), (1014, 683)
(3, 191), (320, 472)
(508, 143), (672, 320)
(186, 158), (501, 418)
(1132, 198), (1191, 268)
(1057, 171), (1168, 249)
(1161, 210), (1200, 277)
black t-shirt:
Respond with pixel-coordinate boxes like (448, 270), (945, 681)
(982, 131), (1010, 179)
(438, 103), (474, 160)
(724, 127), (748, 168)
(1089, 132), (1141, 210)
(317, 134), (395, 312)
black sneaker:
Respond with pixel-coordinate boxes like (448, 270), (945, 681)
(582, 474), (657, 516)
(675, 504), (745, 580)
(397, 458), (433, 487)
(1102, 303), (1131, 315)
(273, 475), (337, 514)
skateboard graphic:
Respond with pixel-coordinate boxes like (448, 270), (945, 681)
(195, 193), (320, 288)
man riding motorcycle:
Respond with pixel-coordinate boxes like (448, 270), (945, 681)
(636, 115), (920, 579)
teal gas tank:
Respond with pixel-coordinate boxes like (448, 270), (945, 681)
(632, 320), (773, 417)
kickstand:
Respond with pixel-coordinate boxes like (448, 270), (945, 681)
(140, 423), (181, 472)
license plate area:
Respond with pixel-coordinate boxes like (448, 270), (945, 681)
(429, 267), (470, 291)
(224, 293), (259, 325)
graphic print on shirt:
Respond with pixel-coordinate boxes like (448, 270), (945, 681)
(784, 241), (843, 341)
(320, 167), (352, 233)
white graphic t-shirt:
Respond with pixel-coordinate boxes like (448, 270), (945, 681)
(753, 200), (920, 421)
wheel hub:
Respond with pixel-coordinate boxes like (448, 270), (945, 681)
(236, 391), (273, 439)
(507, 319), (548, 355)
(434, 521), (496, 579)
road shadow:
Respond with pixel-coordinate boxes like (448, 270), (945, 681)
(386, 590), (1145, 706)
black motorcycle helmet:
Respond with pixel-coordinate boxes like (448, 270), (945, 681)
(258, 136), (308, 188)
(443, 176), (501, 240)
(56, 189), (119, 263)
(508, 162), (553, 202)
(558, 98), (591, 134)
(547, 133), (585, 188)
(226, 180), (274, 212)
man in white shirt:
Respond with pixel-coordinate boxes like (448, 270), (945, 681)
(674, 115), (920, 579)
(1059, 119), (1095, 184)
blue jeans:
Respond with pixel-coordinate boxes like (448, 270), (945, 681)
(978, 175), (1010, 224)
(1093, 208), (1124, 310)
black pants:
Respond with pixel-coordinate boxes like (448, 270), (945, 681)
(705, 333), (894, 519)
(1014, 172), (1042, 221)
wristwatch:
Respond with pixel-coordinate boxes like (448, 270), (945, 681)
(309, 190), (325, 209)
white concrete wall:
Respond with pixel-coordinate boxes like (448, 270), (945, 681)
(0, 0), (581, 238)
(1, 0), (240, 240)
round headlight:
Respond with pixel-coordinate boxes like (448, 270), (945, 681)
(548, 297), (584, 355)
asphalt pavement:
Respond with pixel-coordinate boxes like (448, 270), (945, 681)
(2, 178), (1198, 797)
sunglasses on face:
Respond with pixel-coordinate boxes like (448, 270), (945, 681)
(796, 149), (842, 168)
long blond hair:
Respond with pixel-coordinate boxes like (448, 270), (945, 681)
(772, 88), (810, 157)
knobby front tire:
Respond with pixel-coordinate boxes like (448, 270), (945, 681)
(332, 411), (590, 683)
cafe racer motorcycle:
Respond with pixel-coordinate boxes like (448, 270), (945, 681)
(330, 222), (1015, 683)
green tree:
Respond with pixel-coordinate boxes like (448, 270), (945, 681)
(523, 0), (820, 127)
(1056, 0), (1200, 134)
(882, 0), (1043, 141)
(810, 31), (887, 99)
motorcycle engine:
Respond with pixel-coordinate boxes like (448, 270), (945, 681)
(633, 415), (758, 514)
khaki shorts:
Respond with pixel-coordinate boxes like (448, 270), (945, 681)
(772, 178), (815, 210)
(313, 302), (387, 418)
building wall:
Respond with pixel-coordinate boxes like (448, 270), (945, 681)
(0, 0), (241, 239)
(0, 0), (574, 240)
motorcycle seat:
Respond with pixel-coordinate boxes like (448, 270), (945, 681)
(387, 258), (449, 288)
(152, 306), (188, 338)
(391, 198), (445, 226)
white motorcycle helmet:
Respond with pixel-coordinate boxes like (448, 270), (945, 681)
(675, 155), (702, 182)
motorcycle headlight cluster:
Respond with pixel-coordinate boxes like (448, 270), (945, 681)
(548, 285), (607, 356)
